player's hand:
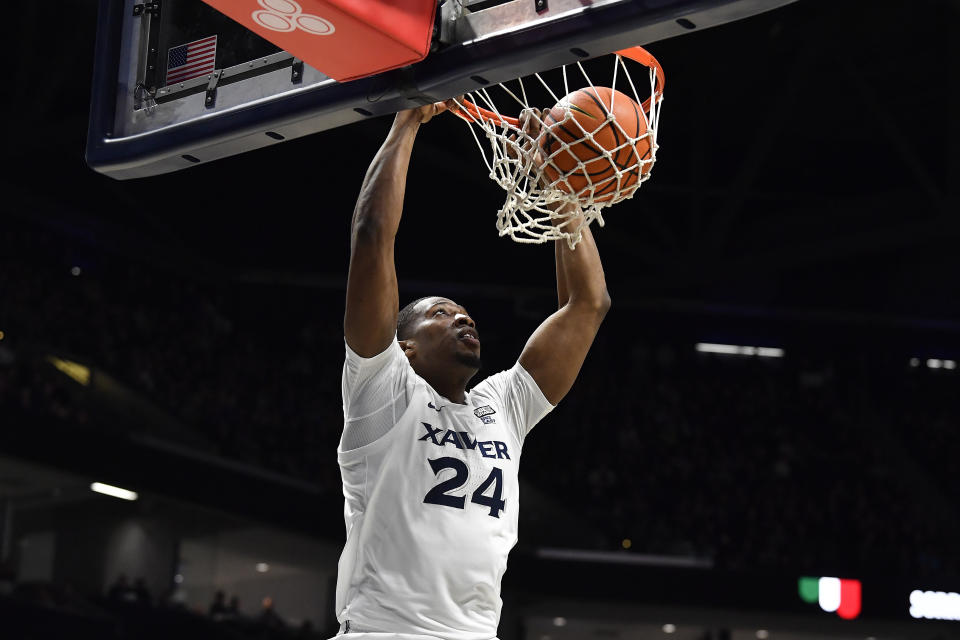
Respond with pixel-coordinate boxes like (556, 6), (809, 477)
(397, 96), (463, 126)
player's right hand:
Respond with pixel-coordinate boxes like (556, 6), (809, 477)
(399, 97), (462, 125)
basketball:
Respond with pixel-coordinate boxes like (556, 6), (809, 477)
(538, 86), (651, 202)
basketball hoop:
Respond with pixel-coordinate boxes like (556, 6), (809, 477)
(454, 47), (664, 249)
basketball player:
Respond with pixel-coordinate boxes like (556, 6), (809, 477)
(335, 98), (610, 639)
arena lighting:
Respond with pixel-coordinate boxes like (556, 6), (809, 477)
(256, 563), (270, 573)
(756, 631), (769, 639)
(537, 547), (713, 569)
(662, 623), (676, 633)
(909, 589), (960, 620)
(90, 482), (138, 501)
(70, 266), (82, 276)
(47, 356), (91, 386)
(552, 617), (567, 627)
(910, 358), (957, 370)
(695, 343), (785, 358)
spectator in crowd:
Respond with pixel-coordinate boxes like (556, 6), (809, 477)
(209, 589), (228, 619)
(227, 594), (241, 619)
(258, 596), (284, 629)
(132, 577), (151, 606)
(107, 574), (137, 604)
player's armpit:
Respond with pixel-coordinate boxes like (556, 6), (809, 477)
(518, 301), (608, 405)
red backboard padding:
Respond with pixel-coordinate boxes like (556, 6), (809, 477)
(200, 0), (437, 82)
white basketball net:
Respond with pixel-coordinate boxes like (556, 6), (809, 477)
(454, 49), (664, 249)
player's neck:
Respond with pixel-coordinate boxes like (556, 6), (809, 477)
(419, 367), (475, 405)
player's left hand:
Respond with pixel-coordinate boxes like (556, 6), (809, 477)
(508, 108), (550, 185)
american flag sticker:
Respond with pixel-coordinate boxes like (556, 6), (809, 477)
(165, 35), (217, 85)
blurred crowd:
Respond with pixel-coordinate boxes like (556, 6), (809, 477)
(2, 575), (322, 640)
(1, 223), (342, 488)
(528, 337), (960, 578)
(2, 221), (958, 581)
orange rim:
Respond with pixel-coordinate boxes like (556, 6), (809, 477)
(456, 46), (665, 128)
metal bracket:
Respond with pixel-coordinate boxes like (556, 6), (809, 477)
(205, 70), (222, 108)
(133, 2), (160, 17)
(133, 83), (158, 113)
(439, 0), (465, 44)
(396, 68), (439, 106)
(133, 0), (162, 93)
(534, 0), (548, 12)
(291, 58), (304, 84)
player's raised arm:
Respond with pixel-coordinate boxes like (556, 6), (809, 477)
(518, 214), (610, 405)
(344, 101), (453, 357)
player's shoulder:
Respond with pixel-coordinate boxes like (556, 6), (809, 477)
(344, 335), (404, 362)
(343, 336), (412, 378)
(342, 336), (416, 395)
(470, 363), (522, 400)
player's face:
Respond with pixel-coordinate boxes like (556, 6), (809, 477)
(408, 297), (481, 370)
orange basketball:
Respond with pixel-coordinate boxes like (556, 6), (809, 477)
(538, 86), (651, 202)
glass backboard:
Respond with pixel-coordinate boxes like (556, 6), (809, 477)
(86, 0), (796, 180)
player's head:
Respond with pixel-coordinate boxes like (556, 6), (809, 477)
(398, 296), (481, 378)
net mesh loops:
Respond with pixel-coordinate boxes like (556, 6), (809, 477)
(455, 51), (663, 249)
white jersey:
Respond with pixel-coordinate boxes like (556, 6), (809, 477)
(334, 338), (553, 640)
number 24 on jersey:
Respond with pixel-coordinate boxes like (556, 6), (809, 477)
(423, 457), (506, 518)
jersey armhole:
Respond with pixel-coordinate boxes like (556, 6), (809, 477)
(515, 361), (554, 409)
(337, 406), (408, 463)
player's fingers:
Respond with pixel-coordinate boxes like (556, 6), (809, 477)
(519, 108), (533, 134)
(443, 95), (464, 114)
(418, 101), (444, 124)
(420, 94), (465, 123)
(523, 108), (545, 137)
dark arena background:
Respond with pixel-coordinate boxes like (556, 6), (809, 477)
(4, 1), (960, 639)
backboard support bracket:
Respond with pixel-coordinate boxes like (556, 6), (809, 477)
(132, 0), (162, 93)
(132, 2), (160, 17)
(205, 70), (222, 109)
(291, 59), (304, 85)
(155, 51), (302, 105)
